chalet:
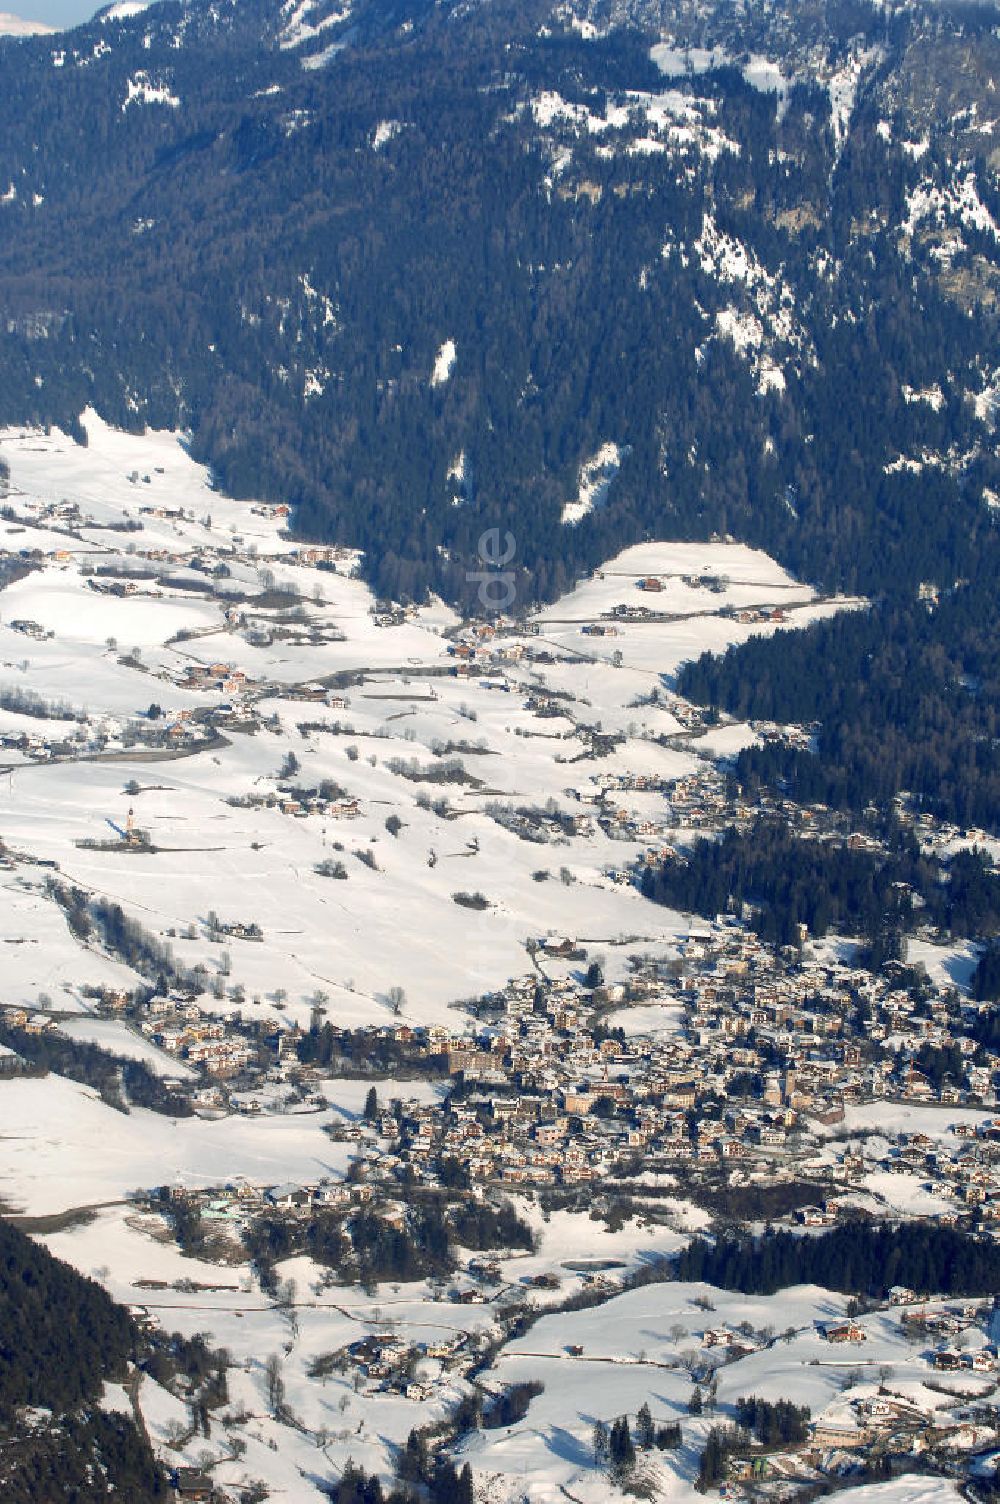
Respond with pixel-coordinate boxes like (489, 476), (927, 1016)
(328, 799), (361, 819)
(542, 936), (577, 958)
(266, 1183), (311, 1210)
(702, 1327), (737, 1348)
(174, 1469), (216, 1502)
(796, 1205), (834, 1227)
(821, 1320), (866, 1344)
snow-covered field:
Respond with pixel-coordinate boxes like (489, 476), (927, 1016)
(0, 1073), (352, 1214)
(460, 1278), (990, 1503)
(0, 414), (862, 1037)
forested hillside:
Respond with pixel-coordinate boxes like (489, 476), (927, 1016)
(0, 1217), (169, 1501)
(679, 583), (1000, 828)
(0, 0), (994, 601)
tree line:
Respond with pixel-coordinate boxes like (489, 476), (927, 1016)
(0, 1021), (192, 1117)
(675, 1223), (1000, 1298)
(641, 817), (1000, 948)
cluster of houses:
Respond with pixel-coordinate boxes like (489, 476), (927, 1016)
(292, 920), (997, 1211)
(7, 616), (52, 639)
(900, 1300), (1000, 1371)
(226, 786), (361, 820)
(178, 662), (252, 696)
(729, 605), (787, 625)
(338, 1327), (491, 1400)
(46, 900), (996, 1231)
(705, 1300), (998, 1494)
(137, 998), (256, 1076)
(607, 601), (666, 622)
(446, 620), (539, 674)
(87, 576), (148, 598)
(0, 701), (217, 767)
(732, 1390), (996, 1491)
(2, 1005), (56, 1036)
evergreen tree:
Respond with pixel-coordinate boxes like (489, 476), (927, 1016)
(609, 1416), (636, 1469)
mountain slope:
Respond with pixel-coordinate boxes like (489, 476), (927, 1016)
(0, 1216), (169, 1502)
(0, 0), (995, 614)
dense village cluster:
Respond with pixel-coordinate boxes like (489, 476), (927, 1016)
(7, 902), (998, 1252)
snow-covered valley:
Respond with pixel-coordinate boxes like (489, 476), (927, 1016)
(0, 415), (995, 1504)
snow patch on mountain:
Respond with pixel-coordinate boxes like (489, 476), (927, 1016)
(743, 54), (788, 104)
(694, 215), (798, 339)
(447, 450), (467, 506)
(654, 36), (881, 141)
(431, 340), (456, 386)
(530, 88), (737, 162)
(652, 40), (789, 112)
(301, 39), (346, 69)
(903, 384), (944, 411)
(970, 369), (1000, 425)
(694, 213), (758, 284)
(280, 107), (313, 135)
(561, 442), (624, 525)
(716, 306), (764, 354)
(828, 56), (865, 146)
(650, 41), (726, 76)
(303, 367), (328, 399)
(100, 0), (153, 22)
(697, 214), (801, 344)
(298, 273), (338, 330)
(122, 72), (179, 110)
(904, 171), (1000, 242)
(279, 0), (351, 50)
(372, 119), (405, 150)
(447, 451), (466, 484)
(692, 213), (805, 393)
